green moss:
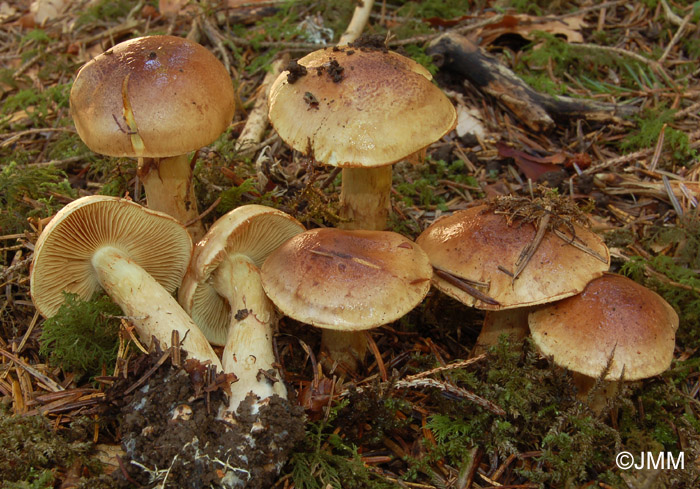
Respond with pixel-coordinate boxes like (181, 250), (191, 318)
(404, 337), (700, 487)
(1, 83), (71, 130)
(0, 403), (99, 487)
(620, 107), (698, 165)
(76, 0), (134, 26)
(517, 32), (658, 95)
(0, 162), (76, 234)
(289, 399), (396, 489)
(39, 293), (123, 378)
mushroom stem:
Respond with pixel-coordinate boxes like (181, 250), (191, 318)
(138, 154), (205, 241)
(471, 309), (530, 357)
(333, 165), (392, 371)
(320, 329), (368, 372)
(572, 372), (619, 414)
(213, 254), (287, 413)
(339, 165), (392, 231)
(91, 246), (222, 369)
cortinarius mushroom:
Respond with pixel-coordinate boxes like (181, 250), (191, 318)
(70, 35), (235, 240)
(268, 45), (456, 230)
(416, 203), (610, 353)
(529, 273), (678, 412)
(30, 195), (221, 369)
(260, 227), (433, 369)
(179, 205), (305, 412)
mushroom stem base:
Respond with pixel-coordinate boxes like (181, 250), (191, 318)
(471, 309), (529, 357)
(215, 254), (287, 413)
(340, 165), (392, 231)
(572, 372), (619, 414)
(91, 246), (221, 369)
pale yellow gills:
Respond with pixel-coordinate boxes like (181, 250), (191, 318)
(416, 205), (610, 310)
(260, 228), (433, 330)
(529, 273), (678, 381)
(179, 204), (306, 346)
(30, 196), (221, 369)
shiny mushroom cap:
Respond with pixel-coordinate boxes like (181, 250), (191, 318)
(529, 274), (678, 380)
(268, 46), (457, 168)
(416, 205), (610, 310)
(178, 205), (306, 345)
(260, 228), (433, 330)
(70, 35), (235, 158)
(30, 195), (192, 317)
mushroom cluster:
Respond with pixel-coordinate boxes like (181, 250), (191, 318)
(416, 203), (610, 354)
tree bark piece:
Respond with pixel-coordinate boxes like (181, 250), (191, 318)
(427, 32), (637, 132)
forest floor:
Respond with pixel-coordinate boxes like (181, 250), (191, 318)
(1, 0), (700, 488)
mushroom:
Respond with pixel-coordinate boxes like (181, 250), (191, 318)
(178, 205), (305, 412)
(416, 204), (610, 354)
(70, 35), (235, 241)
(268, 45), (456, 230)
(529, 273), (678, 412)
(260, 227), (433, 370)
(30, 195), (221, 369)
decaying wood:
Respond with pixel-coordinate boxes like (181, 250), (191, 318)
(427, 32), (638, 132)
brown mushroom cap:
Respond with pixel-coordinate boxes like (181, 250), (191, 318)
(529, 274), (678, 380)
(268, 46), (457, 167)
(30, 195), (192, 318)
(260, 228), (433, 330)
(178, 205), (306, 345)
(416, 205), (610, 310)
(70, 35), (235, 157)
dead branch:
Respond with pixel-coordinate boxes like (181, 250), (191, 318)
(427, 32), (638, 132)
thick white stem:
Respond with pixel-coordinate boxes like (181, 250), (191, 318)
(214, 254), (286, 413)
(92, 246), (222, 369)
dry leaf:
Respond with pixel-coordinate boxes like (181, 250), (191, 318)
(0, 2), (17, 22)
(478, 14), (586, 45)
(158, 0), (190, 17)
(455, 105), (487, 140)
(29, 0), (70, 26)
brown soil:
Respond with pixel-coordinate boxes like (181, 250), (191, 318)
(115, 356), (305, 489)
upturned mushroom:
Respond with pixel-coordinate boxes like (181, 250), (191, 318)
(179, 205), (305, 412)
(529, 273), (678, 413)
(260, 227), (433, 370)
(416, 202), (610, 353)
(70, 35), (235, 241)
(268, 44), (456, 230)
(30, 196), (221, 369)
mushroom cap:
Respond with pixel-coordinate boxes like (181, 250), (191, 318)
(529, 274), (678, 380)
(70, 35), (235, 158)
(178, 205), (306, 345)
(260, 228), (433, 330)
(268, 46), (457, 168)
(30, 195), (193, 318)
(416, 205), (610, 310)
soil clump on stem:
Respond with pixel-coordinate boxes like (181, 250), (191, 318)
(109, 350), (305, 488)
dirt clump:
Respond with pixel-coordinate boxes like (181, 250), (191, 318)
(113, 354), (304, 488)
